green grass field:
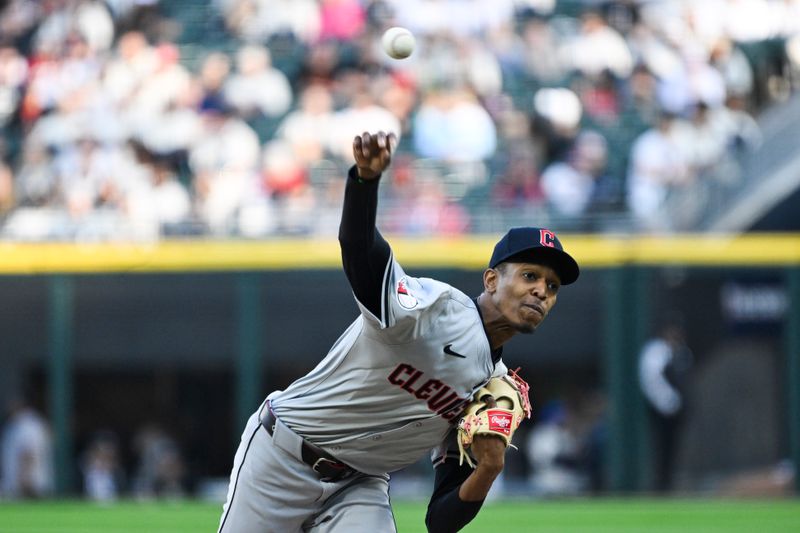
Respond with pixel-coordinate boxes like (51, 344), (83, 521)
(0, 498), (798, 532)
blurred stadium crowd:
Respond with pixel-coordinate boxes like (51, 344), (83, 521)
(0, 0), (798, 240)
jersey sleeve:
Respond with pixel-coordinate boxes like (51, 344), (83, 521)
(339, 166), (448, 334)
(362, 258), (450, 332)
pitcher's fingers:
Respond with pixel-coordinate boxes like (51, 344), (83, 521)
(353, 135), (365, 163)
(361, 131), (373, 158)
(479, 394), (497, 407)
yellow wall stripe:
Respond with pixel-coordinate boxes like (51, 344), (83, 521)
(0, 234), (799, 274)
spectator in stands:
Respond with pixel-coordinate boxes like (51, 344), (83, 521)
(9, 142), (56, 209)
(218, 0), (321, 45)
(563, 10), (634, 80)
(520, 16), (566, 84)
(540, 130), (609, 219)
(0, 0), (45, 49)
(0, 0), (795, 239)
(492, 143), (545, 210)
(716, 93), (762, 153)
(625, 63), (661, 124)
(54, 135), (122, 219)
(386, 0), (514, 38)
(126, 155), (193, 237)
(0, 395), (54, 499)
(189, 97), (260, 234)
(132, 42), (191, 117)
(626, 111), (692, 232)
(224, 44), (292, 120)
(531, 86), (583, 163)
(575, 69), (621, 125)
(329, 86), (401, 160)
(412, 87), (497, 163)
(709, 37), (754, 99)
(276, 83), (335, 168)
(196, 51), (231, 109)
(318, 0), (366, 42)
(101, 31), (156, 108)
(0, 45), (28, 128)
(258, 139), (316, 235)
(374, 73), (418, 138)
(672, 102), (730, 178)
(382, 165), (470, 235)
(0, 159), (13, 216)
(663, 54), (726, 116)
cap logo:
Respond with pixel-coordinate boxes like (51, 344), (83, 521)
(539, 229), (556, 248)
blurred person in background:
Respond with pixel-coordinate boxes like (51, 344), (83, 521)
(0, 395), (54, 499)
(329, 86), (401, 161)
(562, 10), (634, 81)
(189, 96), (260, 234)
(0, 44), (28, 129)
(132, 423), (187, 499)
(382, 169), (470, 236)
(276, 82), (336, 167)
(491, 143), (545, 211)
(318, 0), (366, 42)
(525, 399), (586, 497)
(412, 87), (497, 164)
(0, 158), (14, 217)
(0, 0), (795, 240)
(639, 319), (694, 492)
(256, 139), (316, 235)
(626, 110), (692, 232)
(540, 130), (610, 221)
(223, 44), (292, 120)
(217, 0), (321, 45)
(81, 430), (124, 502)
(519, 15), (567, 85)
(124, 150), (193, 237)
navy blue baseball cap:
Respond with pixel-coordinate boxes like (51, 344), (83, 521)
(489, 227), (580, 285)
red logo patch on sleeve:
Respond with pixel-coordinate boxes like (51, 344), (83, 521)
(396, 277), (418, 309)
(486, 409), (513, 436)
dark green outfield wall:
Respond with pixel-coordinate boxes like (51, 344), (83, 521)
(0, 267), (796, 495)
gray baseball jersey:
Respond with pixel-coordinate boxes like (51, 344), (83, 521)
(269, 255), (508, 475)
(217, 167), (548, 533)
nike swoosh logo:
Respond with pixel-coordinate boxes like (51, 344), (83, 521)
(443, 344), (467, 358)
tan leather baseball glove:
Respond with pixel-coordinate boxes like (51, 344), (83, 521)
(456, 368), (532, 468)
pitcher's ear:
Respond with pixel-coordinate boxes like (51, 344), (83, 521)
(483, 268), (499, 293)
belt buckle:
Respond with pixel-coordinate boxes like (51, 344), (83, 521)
(312, 457), (350, 482)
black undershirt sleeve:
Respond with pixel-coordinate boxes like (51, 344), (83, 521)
(338, 166), (392, 320)
(425, 459), (485, 533)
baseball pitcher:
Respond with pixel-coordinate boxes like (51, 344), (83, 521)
(218, 131), (580, 533)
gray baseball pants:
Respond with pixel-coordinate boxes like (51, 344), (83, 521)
(217, 402), (397, 533)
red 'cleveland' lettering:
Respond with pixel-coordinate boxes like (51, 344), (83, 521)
(387, 364), (415, 385)
(401, 369), (424, 392)
(414, 379), (443, 400)
(539, 229), (556, 247)
(429, 391), (459, 411)
(387, 363), (467, 418)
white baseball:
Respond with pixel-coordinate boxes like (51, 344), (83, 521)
(382, 27), (415, 59)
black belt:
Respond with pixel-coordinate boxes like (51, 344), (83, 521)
(261, 407), (356, 483)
